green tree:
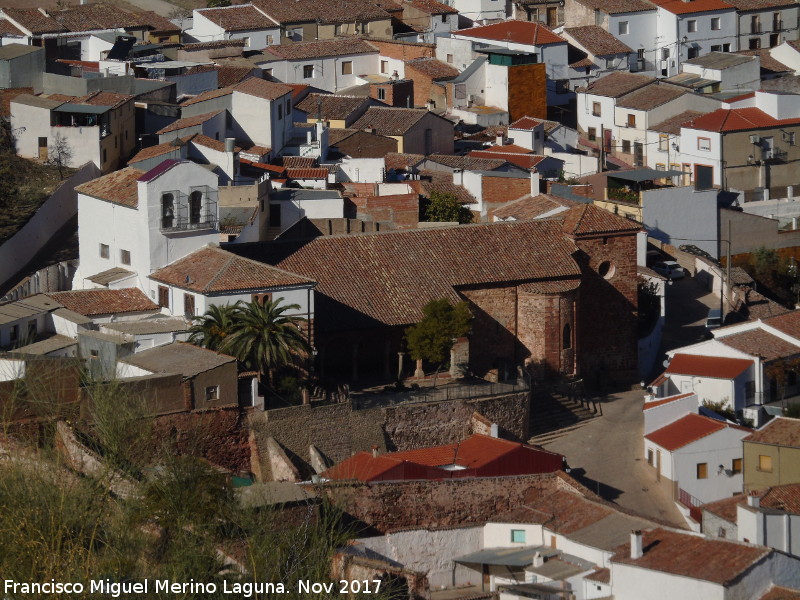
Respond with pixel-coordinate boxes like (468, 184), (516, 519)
(405, 298), (472, 385)
(207, 0), (231, 6)
(188, 302), (242, 351)
(222, 298), (310, 384)
(423, 191), (473, 224)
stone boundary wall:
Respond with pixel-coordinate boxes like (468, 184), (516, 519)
(248, 392), (530, 480)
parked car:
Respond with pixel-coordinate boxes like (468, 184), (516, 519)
(652, 260), (685, 279)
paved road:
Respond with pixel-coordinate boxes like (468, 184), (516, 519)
(539, 389), (686, 527)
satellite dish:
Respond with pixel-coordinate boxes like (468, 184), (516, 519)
(662, 359), (670, 367)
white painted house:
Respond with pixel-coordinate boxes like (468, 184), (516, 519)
(187, 4), (280, 49)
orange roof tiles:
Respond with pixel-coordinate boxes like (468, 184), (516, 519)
(611, 528), (769, 584)
(666, 353), (753, 378)
(492, 194), (578, 221)
(645, 413), (750, 451)
(287, 168), (328, 179)
(719, 328), (800, 361)
(743, 417), (800, 448)
(74, 167), (144, 208)
(759, 586), (800, 600)
(561, 204), (643, 236)
(469, 149), (544, 170)
(232, 77), (293, 100)
(457, 20), (565, 46)
(149, 245), (314, 294)
(642, 392), (695, 411)
(196, 5), (277, 31)
(157, 110), (225, 135)
(47, 288), (158, 316)
(685, 107), (800, 132)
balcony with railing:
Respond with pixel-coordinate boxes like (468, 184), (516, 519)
(160, 186), (218, 233)
(678, 487), (703, 522)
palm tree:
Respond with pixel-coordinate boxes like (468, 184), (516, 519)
(221, 299), (310, 385)
(187, 302), (242, 351)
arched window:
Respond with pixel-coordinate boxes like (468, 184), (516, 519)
(563, 323), (572, 350)
(189, 190), (202, 224)
(161, 193), (174, 229)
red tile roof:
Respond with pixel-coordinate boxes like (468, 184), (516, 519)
(128, 139), (185, 164)
(295, 93), (368, 120)
(196, 5), (277, 31)
(492, 193), (578, 221)
(684, 107), (800, 133)
(584, 71), (653, 98)
(157, 110), (224, 135)
(149, 245), (314, 293)
(719, 328), (800, 361)
(759, 586), (800, 600)
(743, 417), (800, 448)
(252, 0), (390, 25)
(560, 203), (643, 236)
(47, 288), (158, 316)
(763, 310), (800, 339)
(404, 57), (459, 79)
(645, 413), (750, 451)
(321, 434), (563, 481)
(666, 353), (753, 378)
(74, 167), (144, 208)
(1, 8), (67, 34)
(649, 0), (735, 14)
(564, 25), (633, 56)
(404, 0), (458, 14)
(457, 20), (565, 46)
(232, 77), (293, 100)
(509, 116), (546, 131)
(469, 149), (545, 170)
(351, 106), (433, 135)
(611, 528), (769, 584)
(571, 0), (655, 14)
(287, 167), (328, 179)
(642, 392), (695, 411)
(263, 38), (377, 60)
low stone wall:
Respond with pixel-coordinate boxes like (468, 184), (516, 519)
(248, 392), (530, 480)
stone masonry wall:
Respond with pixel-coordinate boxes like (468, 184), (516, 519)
(249, 392), (529, 480)
(318, 472), (560, 533)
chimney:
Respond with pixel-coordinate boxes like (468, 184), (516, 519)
(224, 137), (236, 153)
(372, 445), (379, 457)
(495, 134), (505, 146)
(630, 531), (643, 559)
(532, 551), (544, 567)
(530, 169), (541, 195)
(747, 491), (760, 508)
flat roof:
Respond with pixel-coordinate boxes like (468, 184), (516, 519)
(685, 52), (754, 69)
(120, 341), (235, 379)
(55, 103), (111, 114)
(456, 546), (553, 567)
(606, 168), (686, 182)
(12, 334), (76, 356)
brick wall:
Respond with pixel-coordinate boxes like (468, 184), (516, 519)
(315, 472), (562, 533)
(460, 285), (519, 376)
(248, 392), (529, 480)
(360, 193), (419, 229)
(482, 175), (531, 209)
(370, 79), (414, 108)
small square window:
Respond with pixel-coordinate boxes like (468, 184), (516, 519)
(588, 127), (597, 141)
(90, 349), (99, 359)
(697, 463), (708, 479)
(592, 102), (601, 117)
(627, 114), (636, 127)
(205, 385), (219, 402)
(100, 243), (110, 259)
(446, 54), (453, 64)
(120, 249), (131, 265)
(659, 134), (669, 151)
(698, 137), (711, 151)
(303, 65), (314, 79)
(758, 454), (773, 472)
(278, 104), (283, 120)
(622, 140), (631, 153)
(341, 60), (353, 75)
(711, 17), (720, 30)
(377, 88), (386, 101)
(618, 21), (629, 35)
(381, 59), (389, 73)
(687, 20), (697, 33)
(511, 529), (526, 543)
(732, 458), (742, 474)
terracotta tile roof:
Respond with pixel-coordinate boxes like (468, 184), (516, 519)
(719, 328), (800, 361)
(287, 167), (328, 179)
(0, 87), (32, 117)
(240, 143), (272, 157)
(572, 0), (655, 13)
(136, 10), (180, 33)
(418, 170), (476, 205)
(701, 494), (742, 522)
(332, 129), (398, 158)
(642, 392), (695, 411)
(352, 106), (432, 135)
(570, 56), (595, 68)
(264, 37), (377, 60)
(759, 586), (800, 600)
(584, 71), (653, 98)
(232, 77), (293, 100)
(617, 82), (688, 111)
(649, 0), (735, 14)
(215, 65), (256, 88)
(181, 87), (233, 106)
(584, 568), (610, 583)
(519, 489), (616, 533)
(232, 218), (583, 327)
(74, 167), (144, 208)
(509, 116), (545, 131)
(564, 25), (632, 56)
(719, 0), (795, 9)
(280, 156), (316, 168)
(149, 245), (314, 294)
(196, 5), (277, 31)
(157, 110), (224, 134)
(0, 19), (25, 36)
(492, 194), (578, 221)
(295, 93), (368, 120)
(404, 57), (459, 80)
(253, 0), (390, 24)
(78, 90), (134, 110)
(46, 4), (140, 32)
(321, 434), (563, 481)
(666, 353), (753, 378)
(181, 39), (245, 50)
(764, 310), (800, 339)
(1, 8), (67, 34)
(128, 138), (186, 163)
(457, 20), (565, 46)
(385, 152), (425, 171)
(469, 149), (544, 170)
(650, 110), (707, 134)
(743, 417), (800, 448)
(646, 413), (750, 451)
(561, 204), (643, 236)
(611, 528), (769, 584)
(191, 133), (241, 152)
(47, 288), (158, 316)
(427, 154), (507, 171)
(406, 0), (458, 14)
(736, 49), (792, 75)
(761, 483), (800, 513)
(682, 106), (800, 132)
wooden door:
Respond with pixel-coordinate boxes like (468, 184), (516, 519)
(547, 6), (557, 26)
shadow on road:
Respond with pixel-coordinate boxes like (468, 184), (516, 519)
(566, 467), (624, 502)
